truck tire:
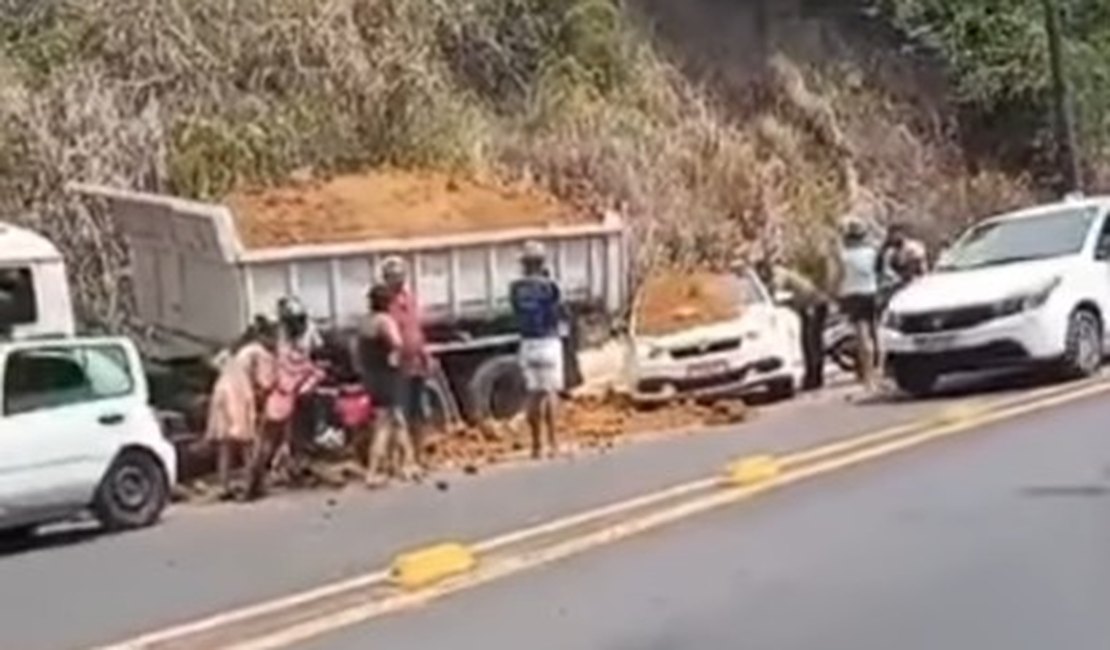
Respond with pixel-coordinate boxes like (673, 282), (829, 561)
(1060, 307), (1102, 379)
(465, 354), (527, 423)
(891, 360), (939, 398)
(93, 449), (169, 531)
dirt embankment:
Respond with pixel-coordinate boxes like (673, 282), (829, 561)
(226, 170), (593, 248)
(634, 271), (745, 337)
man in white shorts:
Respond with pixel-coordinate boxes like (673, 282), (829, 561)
(510, 241), (566, 458)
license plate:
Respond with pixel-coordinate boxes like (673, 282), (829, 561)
(913, 334), (957, 352)
(686, 360), (727, 377)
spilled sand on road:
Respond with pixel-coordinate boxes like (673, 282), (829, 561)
(175, 393), (751, 500)
(226, 169), (592, 248)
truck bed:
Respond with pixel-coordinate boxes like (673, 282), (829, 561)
(70, 183), (628, 358)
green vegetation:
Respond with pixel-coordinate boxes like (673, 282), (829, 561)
(879, 0), (1110, 177)
(4, 0), (1091, 323)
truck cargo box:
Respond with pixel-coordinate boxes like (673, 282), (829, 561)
(69, 183), (628, 359)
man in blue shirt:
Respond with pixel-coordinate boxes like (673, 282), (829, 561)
(510, 241), (565, 459)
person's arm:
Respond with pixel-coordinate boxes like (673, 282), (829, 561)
(777, 267), (816, 297)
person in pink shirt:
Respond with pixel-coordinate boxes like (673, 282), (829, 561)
(380, 257), (433, 464)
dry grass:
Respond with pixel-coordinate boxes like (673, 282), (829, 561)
(0, 0), (1037, 327)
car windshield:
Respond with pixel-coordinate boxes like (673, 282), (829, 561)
(936, 207), (1096, 271)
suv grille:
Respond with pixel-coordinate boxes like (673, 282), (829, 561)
(898, 305), (996, 334)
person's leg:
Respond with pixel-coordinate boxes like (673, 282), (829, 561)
(542, 390), (560, 456)
(404, 376), (427, 466)
(855, 306), (879, 391)
(216, 440), (233, 497)
(246, 428), (277, 499)
(806, 303), (828, 389)
(365, 410), (393, 487)
(796, 306), (817, 390)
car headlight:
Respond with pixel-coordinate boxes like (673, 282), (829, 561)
(645, 344), (667, 360)
(882, 311), (903, 330)
(993, 276), (1061, 317)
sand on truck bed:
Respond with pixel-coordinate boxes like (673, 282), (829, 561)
(634, 271), (746, 337)
(226, 169), (592, 248)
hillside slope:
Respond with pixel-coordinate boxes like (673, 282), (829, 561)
(0, 0), (1034, 325)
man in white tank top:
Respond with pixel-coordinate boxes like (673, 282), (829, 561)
(830, 218), (880, 391)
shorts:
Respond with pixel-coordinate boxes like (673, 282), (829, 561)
(519, 337), (564, 393)
(839, 294), (878, 323)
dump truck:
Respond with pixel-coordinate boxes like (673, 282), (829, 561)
(69, 181), (629, 426)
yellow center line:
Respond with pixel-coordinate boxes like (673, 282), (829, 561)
(92, 376), (1109, 650)
(215, 378), (1110, 650)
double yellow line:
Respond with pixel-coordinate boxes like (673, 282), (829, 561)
(97, 377), (1110, 650)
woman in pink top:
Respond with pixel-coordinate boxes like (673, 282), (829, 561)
(206, 318), (278, 498)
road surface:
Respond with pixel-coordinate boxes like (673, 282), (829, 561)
(300, 388), (1110, 650)
(0, 371), (1084, 649)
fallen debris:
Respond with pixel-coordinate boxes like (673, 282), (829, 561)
(634, 271), (745, 337)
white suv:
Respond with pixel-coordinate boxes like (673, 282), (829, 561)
(0, 337), (176, 538)
(882, 197), (1110, 395)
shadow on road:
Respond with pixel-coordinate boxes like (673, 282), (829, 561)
(0, 521), (102, 558)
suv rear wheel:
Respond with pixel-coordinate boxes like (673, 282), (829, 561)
(93, 449), (168, 531)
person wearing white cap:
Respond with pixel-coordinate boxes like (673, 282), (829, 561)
(510, 240), (566, 458)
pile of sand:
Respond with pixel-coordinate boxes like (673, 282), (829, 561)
(424, 392), (750, 471)
(226, 169), (591, 248)
(633, 271), (745, 337)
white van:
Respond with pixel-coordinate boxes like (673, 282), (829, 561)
(0, 222), (75, 339)
(0, 337), (176, 537)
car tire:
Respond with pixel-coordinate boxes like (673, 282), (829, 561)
(0, 525), (36, 542)
(766, 378), (797, 402)
(891, 362), (939, 397)
(93, 449), (169, 531)
(1060, 308), (1102, 379)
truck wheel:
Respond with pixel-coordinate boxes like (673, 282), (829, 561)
(891, 361), (939, 397)
(465, 354), (527, 423)
(93, 449), (169, 531)
(1060, 308), (1102, 379)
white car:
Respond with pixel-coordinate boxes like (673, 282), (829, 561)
(628, 268), (804, 404)
(0, 336), (176, 538)
(882, 196), (1110, 395)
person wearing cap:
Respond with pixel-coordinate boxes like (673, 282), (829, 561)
(829, 217), (881, 391)
(378, 256), (433, 464)
(510, 241), (566, 458)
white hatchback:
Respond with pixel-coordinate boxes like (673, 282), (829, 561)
(882, 197), (1110, 395)
(628, 268), (804, 404)
(0, 337), (176, 538)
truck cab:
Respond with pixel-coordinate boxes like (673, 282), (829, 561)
(0, 223), (75, 339)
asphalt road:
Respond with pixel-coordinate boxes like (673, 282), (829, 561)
(302, 387), (1110, 650)
(0, 370), (1074, 649)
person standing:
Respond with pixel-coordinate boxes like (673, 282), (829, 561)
(358, 284), (419, 487)
(380, 257), (434, 465)
(830, 217), (881, 391)
(755, 257), (829, 390)
(877, 222), (928, 304)
(206, 317), (278, 500)
(510, 241), (565, 459)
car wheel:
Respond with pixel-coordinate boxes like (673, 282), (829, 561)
(891, 362), (939, 397)
(0, 525), (36, 542)
(1060, 308), (1102, 379)
(766, 378), (796, 402)
(93, 449), (169, 531)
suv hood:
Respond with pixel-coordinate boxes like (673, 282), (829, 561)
(890, 257), (1077, 313)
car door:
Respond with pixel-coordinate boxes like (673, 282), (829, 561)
(0, 340), (143, 517)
